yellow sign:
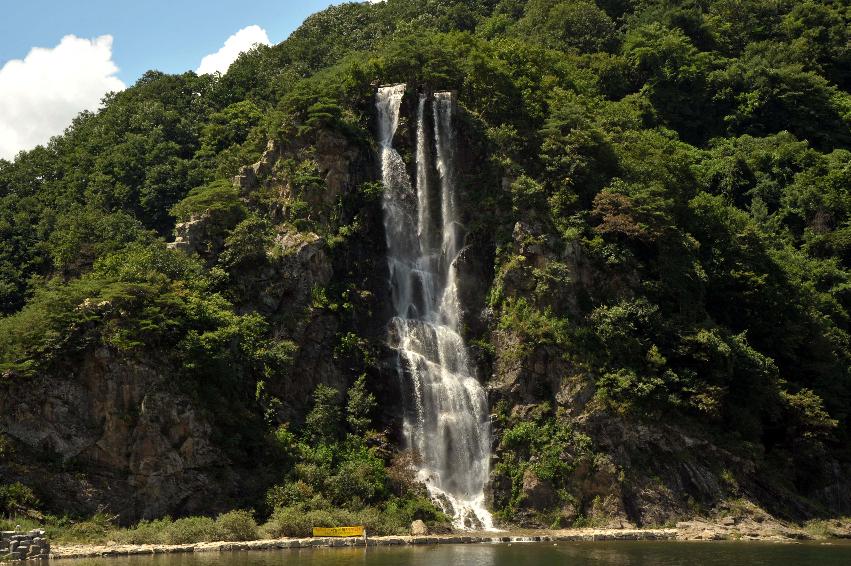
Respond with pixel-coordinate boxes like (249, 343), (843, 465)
(312, 526), (365, 537)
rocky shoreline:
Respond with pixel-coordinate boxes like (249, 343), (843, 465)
(46, 520), (851, 561)
(50, 529), (675, 560)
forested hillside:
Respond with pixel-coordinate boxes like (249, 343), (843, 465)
(2, 0), (850, 532)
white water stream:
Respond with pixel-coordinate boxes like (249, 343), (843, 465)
(376, 85), (494, 530)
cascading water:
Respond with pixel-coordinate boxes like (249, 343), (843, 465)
(376, 85), (494, 530)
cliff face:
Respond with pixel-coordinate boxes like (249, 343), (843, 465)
(1, 348), (226, 521)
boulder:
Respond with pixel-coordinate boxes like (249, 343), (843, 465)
(410, 520), (428, 536)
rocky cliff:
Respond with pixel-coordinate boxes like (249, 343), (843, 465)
(2, 75), (850, 529)
(0, 118), (389, 522)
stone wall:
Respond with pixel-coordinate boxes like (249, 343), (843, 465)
(0, 530), (50, 561)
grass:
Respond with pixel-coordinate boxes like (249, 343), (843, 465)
(802, 517), (851, 539)
(0, 516), (43, 533)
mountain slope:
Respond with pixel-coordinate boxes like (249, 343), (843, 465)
(1, 0), (850, 528)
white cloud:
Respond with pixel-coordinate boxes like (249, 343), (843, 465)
(196, 25), (271, 76)
(0, 35), (125, 161)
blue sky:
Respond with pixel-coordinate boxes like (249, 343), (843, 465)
(1, 1), (364, 159)
(1, 0), (342, 83)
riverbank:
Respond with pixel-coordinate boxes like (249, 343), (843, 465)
(47, 519), (851, 561)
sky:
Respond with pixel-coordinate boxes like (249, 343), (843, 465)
(0, 0), (372, 160)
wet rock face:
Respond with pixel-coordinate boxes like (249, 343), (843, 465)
(490, 332), (569, 406)
(453, 243), (493, 340)
(235, 130), (370, 222)
(314, 129), (362, 211)
(0, 348), (228, 522)
(227, 227), (345, 424)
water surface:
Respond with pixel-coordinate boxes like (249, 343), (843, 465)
(64, 541), (851, 566)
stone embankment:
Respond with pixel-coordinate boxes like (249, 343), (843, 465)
(17, 519), (851, 562)
(51, 529), (676, 560)
(1, 530), (50, 561)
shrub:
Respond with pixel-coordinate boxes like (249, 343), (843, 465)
(0, 482), (38, 515)
(162, 516), (219, 544)
(386, 451), (423, 496)
(265, 480), (315, 510)
(52, 514), (115, 544)
(262, 506), (342, 538)
(215, 510), (258, 541)
(170, 179), (246, 225)
(327, 447), (388, 505)
(260, 503), (442, 538)
(110, 518), (172, 545)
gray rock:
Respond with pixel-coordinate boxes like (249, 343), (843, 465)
(167, 212), (224, 258)
(0, 346), (228, 522)
(410, 520), (428, 536)
(521, 469), (557, 509)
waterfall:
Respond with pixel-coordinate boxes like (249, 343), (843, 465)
(376, 85), (494, 530)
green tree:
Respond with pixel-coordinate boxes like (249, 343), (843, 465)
(305, 385), (343, 444)
(346, 375), (377, 436)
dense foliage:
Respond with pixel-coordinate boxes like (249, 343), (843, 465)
(1, 0), (850, 526)
(262, 379), (450, 535)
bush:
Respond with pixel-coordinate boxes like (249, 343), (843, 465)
(262, 506), (340, 538)
(215, 510), (258, 541)
(44, 513), (260, 545)
(327, 447), (388, 505)
(0, 482), (39, 515)
(265, 480), (315, 510)
(260, 503), (440, 538)
(170, 179), (246, 225)
(110, 518), (172, 545)
(162, 516), (219, 544)
(52, 514), (115, 544)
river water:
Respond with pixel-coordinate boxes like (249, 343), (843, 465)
(61, 541), (851, 566)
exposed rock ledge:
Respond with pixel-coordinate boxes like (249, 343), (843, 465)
(48, 523), (850, 560)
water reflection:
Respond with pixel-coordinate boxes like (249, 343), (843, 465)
(64, 541), (851, 566)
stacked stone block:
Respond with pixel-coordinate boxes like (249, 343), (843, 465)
(0, 530), (49, 561)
